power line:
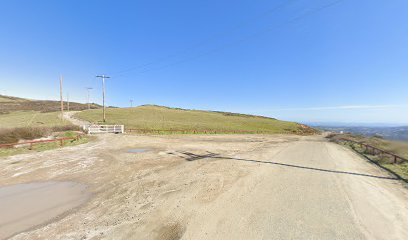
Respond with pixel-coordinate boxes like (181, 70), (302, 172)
(112, 0), (346, 77)
(115, 0), (346, 77)
(110, 0), (299, 77)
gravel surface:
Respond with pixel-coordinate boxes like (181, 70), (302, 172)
(0, 134), (407, 239)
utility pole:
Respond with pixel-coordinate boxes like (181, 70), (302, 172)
(96, 75), (110, 122)
(130, 99), (133, 108)
(60, 75), (64, 122)
(86, 87), (93, 110)
(67, 93), (70, 112)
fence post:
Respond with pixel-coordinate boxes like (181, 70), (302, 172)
(394, 156), (397, 164)
(60, 139), (64, 147)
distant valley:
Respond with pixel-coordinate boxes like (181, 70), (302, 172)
(315, 125), (408, 141)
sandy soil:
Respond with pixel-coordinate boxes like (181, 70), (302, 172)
(0, 134), (407, 239)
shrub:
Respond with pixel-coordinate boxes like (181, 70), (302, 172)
(0, 125), (81, 144)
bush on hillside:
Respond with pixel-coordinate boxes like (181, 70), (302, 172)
(0, 125), (81, 144)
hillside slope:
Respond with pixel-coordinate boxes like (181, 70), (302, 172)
(76, 105), (316, 135)
(0, 95), (101, 129)
(0, 95), (28, 102)
(0, 94), (101, 113)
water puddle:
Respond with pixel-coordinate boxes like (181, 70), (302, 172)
(0, 181), (90, 239)
(127, 149), (148, 153)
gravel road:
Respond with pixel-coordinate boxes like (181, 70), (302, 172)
(0, 134), (407, 239)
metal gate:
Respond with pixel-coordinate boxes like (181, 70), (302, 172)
(84, 125), (125, 134)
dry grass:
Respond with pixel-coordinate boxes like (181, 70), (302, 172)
(0, 100), (100, 113)
(0, 125), (80, 144)
(0, 95), (29, 103)
(329, 133), (408, 159)
(328, 133), (408, 181)
(0, 94), (101, 114)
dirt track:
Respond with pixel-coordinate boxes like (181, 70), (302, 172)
(1, 134), (408, 239)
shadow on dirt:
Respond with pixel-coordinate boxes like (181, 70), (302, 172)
(174, 151), (398, 181)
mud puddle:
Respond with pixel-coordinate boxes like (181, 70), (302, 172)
(0, 181), (90, 239)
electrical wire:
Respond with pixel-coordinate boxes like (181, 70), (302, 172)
(113, 0), (345, 77)
(110, 0), (299, 76)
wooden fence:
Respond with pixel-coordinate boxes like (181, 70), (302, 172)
(0, 135), (82, 150)
(338, 138), (408, 164)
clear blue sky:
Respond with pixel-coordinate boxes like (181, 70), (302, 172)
(1, 0), (407, 125)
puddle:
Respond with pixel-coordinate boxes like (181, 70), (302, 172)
(0, 181), (90, 239)
(128, 149), (148, 153)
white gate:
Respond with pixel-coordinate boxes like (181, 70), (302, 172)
(84, 125), (125, 134)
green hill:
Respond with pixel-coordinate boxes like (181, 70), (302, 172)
(76, 105), (316, 135)
(0, 95), (101, 113)
(0, 95), (101, 129)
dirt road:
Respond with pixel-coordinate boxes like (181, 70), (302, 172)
(0, 134), (407, 239)
(62, 111), (90, 126)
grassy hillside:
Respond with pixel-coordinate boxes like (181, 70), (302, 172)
(0, 95), (29, 102)
(0, 94), (101, 113)
(76, 105), (316, 135)
(0, 111), (68, 129)
(0, 95), (101, 129)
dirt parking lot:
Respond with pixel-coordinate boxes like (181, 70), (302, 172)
(1, 134), (408, 239)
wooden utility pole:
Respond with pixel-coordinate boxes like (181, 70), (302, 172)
(96, 75), (110, 122)
(86, 87), (93, 110)
(67, 93), (70, 112)
(60, 75), (64, 122)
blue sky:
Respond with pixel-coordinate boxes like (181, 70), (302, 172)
(1, 0), (407, 125)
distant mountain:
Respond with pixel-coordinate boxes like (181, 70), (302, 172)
(316, 125), (408, 141)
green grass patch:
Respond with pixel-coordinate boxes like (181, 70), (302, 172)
(0, 111), (68, 129)
(76, 105), (316, 135)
